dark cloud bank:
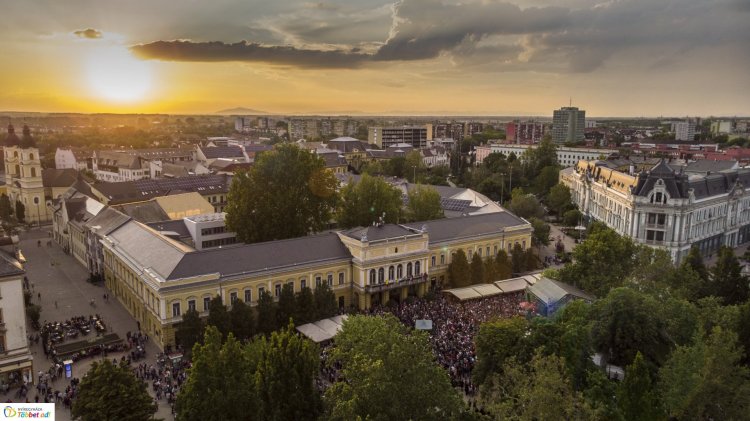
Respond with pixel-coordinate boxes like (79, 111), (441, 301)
(130, 0), (750, 70)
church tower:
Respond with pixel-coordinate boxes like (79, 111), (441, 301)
(4, 124), (47, 224)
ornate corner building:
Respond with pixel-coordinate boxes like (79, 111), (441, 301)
(561, 159), (750, 262)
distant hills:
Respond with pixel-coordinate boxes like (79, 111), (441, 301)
(214, 107), (267, 115)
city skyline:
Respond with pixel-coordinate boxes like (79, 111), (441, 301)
(2, 0), (748, 116)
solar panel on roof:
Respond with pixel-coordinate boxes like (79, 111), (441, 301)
(440, 198), (472, 212)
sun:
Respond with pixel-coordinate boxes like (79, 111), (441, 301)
(86, 47), (153, 102)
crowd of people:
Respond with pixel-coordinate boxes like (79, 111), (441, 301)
(133, 352), (191, 416)
(370, 292), (524, 397)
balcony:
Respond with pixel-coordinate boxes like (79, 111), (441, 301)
(365, 274), (427, 293)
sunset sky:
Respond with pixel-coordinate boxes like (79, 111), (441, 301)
(1, 0), (748, 116)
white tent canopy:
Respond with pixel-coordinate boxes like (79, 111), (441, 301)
(296, 314), (349, 343)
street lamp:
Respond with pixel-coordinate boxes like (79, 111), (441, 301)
(33, 197), (40, 229)
(412, 165), (417, 183)
(499, 173), (506, 205)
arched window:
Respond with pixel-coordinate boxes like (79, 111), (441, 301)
(29, 153), (34, 161)
(13, 151), (18, 158)
(407, 262), (413, 277)
(397, 264), (403, 279)
(378, 268), (385, 283)
(369, 270), (376, 285)
(415, 261), (421, 275)
(388, 266), (394, 280)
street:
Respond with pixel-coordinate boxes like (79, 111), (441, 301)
(6, 228), (174, 420)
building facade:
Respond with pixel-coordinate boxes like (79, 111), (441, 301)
(4, 125), (49, 224)
(0, 249), (34, 389)
(368, 125), (433, 148)
(673, 119), (697, 141)
(100, 212), (531, 350)
(475, 144), (616, 167)
(506, 121), (546, 144)
(552, 107), (586, 144)
(561, 159), (750, 262)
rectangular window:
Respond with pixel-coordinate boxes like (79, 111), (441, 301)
(338, 272), (345, 285)
(431, 255), (436, 267)
(230, 292), (238, 304)
(494, 245), (498, 255)
(172, 302), (181, 317)
(440, 254), (445, 265)
(244, 289), (252, 303)
(259, 286), (265, 297)
(275, 284), (282, 297)
(478, 249), (482, 257)
(203, 297), (211, 311)
(486, 247), (490, 256)
(188, 300), (196, 312)
(316, 276), (322, 287)
(300, 279), (307, 290)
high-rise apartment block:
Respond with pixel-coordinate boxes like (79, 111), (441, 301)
(672, 119), (697, 141)
(506, 121), (545, 144)
(552, 107), (586, 143)
(368, 125), (432, 148)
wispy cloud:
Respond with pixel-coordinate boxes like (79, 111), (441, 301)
(73, 28), (102, 39)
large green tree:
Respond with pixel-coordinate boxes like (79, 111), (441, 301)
(0, 193), (11, 221)
(206, 295), (231, 339)
(590, 288), (671, 366)
(470, 252), (484, 285)
(226, 144), (338, 243)
(314, 282), (338, 319)
(276, 283), (297, 327)
(324, 314), (466, 421)
(406, 185), (444, 222)
(337, 173), (403, 228)
(295, 286), (316, 325)
(72, 360), (157, 421)
(229, 299), (254, 341)
(618, 352), (663, 421)
(255, 324), (322, 420)
(508, 188), (544, 219)
(480, 352), (594, 421)
(256, 290), (278, 336)
(473, 316), (529, 387)
(447, 249), (470, 288)
(558, 223), (637, 297)
(659, 327), (750, 420)
(176, 308), (204, 353)
(710, 246), (749, 305)
(530, 217), (550, 247)
(547, 183), (573, 219)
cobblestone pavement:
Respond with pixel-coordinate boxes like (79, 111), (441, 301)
(3, 227), (175, 420)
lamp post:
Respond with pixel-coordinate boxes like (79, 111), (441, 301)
(412, 165), (417, 183)
(499, 173), (506, 205)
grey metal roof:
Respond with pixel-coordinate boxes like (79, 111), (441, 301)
(167, 232), (352, 280)
(342, 224), (420, 242)
(403, 212), (529, 243)
(113, 201), (170, 224)
(107, 221), (190, 280)
(85, 207), (131, 235)
(200, 146), (244, 159)
(527, 277), (594, 304)
(42, 169), (78, 188)
(147, 219), (191, 238)
(94, 174), (230, 203)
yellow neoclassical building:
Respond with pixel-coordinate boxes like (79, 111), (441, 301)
(101, 211), (532, 350)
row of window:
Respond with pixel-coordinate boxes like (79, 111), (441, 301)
(171, 272), (347, 317)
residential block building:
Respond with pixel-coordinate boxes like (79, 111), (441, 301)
(474, 144), (616, 167)
(552, 107), (586, 144)
(368, 125), (433, 148)
(0, 248), (34, 388)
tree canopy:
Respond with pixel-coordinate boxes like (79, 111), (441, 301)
(324, 314), (467, 421)
(72, 360), (157, 421)
(448, 249), (470, 288)
(225, 143), (338, 243)
(406, 185), (444, 222)
(337, 173), (403, 228)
